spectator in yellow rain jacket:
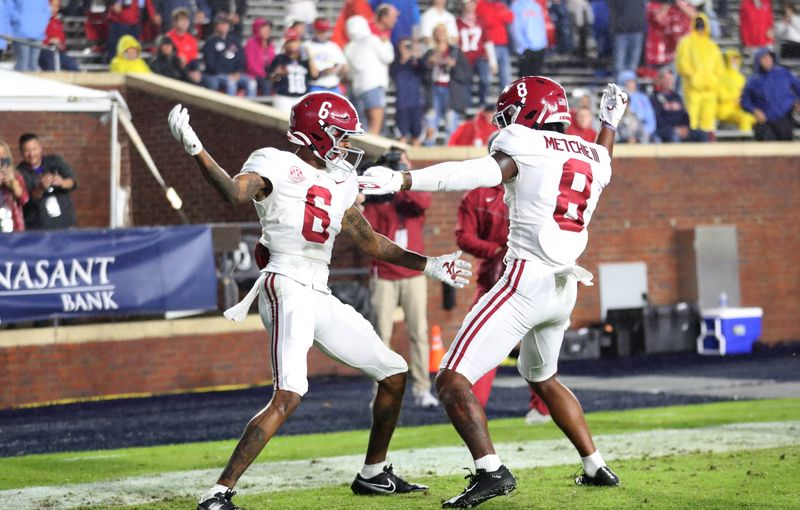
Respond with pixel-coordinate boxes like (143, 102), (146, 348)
(675, 13), (722, 136)
(110, 34), (152, 74)
(717, 49), (755, 131)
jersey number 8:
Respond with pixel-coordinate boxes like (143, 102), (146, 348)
(553, 158), (593, 232)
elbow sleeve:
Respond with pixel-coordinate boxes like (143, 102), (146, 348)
(409, 156), (503, 192)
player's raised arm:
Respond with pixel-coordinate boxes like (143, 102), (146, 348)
(357, 153), (514, 195)
(341, 205), (471, 288)
(168, 104), (270, 204)
(595, 83), (629, 158)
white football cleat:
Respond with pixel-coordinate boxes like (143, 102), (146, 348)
(413, 390), (440, 408)
(524, 407), (552, 425)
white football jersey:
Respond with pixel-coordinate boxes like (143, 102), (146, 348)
(491, 124), (612, 266)
(239, 148), (358, 288)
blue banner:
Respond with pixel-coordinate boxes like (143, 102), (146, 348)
(0, 225), (218, 323)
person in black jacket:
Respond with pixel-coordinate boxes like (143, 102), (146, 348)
(149, 35), (189, 81)
(203, 13), (256, 96)
(16, 133), (78, 230)
(649, 67), (708, 143)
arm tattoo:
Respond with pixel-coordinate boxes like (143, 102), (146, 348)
(342, 206), (427, 271)
(193, 152), (266, 203)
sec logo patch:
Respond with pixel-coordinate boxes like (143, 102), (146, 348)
(288, 166), (305, 183)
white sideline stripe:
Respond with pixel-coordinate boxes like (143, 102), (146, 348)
(493, 375), (800, 400)
(2, 421), (798, 509)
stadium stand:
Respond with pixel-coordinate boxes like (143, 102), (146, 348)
(13, 0), (800, 142)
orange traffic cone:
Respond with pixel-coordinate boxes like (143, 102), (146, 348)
(429, 324), (445, 373)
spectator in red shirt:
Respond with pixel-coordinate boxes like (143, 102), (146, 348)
(370, 3), (399, 40)
(740, 0), (774, 48)
(644, 0), (694, 72)
(362, 149), (438, 409)
(332, 0), (374, 47)
(448, 105), (497, 146)
(40, 0), (80, 71)
(167, 8), (199, 66)
(455, 170), (550, 424)
(566, 106), (597, 142)
(457, 1), (496, 106)
(106, 0), (156, 62)
(476, 0), (513, 94)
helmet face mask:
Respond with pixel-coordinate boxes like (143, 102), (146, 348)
(288, 92), (365, 173)
(492, 104), (520, 129)
(494, 76), (571, 130)
(321, 125), (364, 172)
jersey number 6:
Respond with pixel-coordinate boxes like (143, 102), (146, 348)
(553, 158), (593, 232)
(302, 185), (332, 243)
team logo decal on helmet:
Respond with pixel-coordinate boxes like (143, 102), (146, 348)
(493, 76), (572, 130)
(287, 92), (365, 171)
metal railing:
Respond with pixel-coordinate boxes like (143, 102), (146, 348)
(0, 34), (61, 71)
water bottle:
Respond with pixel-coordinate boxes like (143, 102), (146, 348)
(718, 292), (728, 308)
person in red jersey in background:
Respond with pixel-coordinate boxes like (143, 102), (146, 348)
(566, 106), (598, 143)
(457, 0), (496, 107)
(448, 105), (498, 147)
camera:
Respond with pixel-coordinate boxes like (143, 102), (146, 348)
(358, 149), (407, 204)
(0, 157), (11, 168)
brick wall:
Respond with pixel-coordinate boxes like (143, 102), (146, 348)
(0, 331), (378, 409)
(414, 156), (800, 345)
(0, 330), (408, 409)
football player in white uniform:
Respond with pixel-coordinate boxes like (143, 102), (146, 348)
(359, 77), (629, 508)
(167, 91), (471, 510)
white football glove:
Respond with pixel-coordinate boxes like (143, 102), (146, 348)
(168, 104), (203, 156)
(598, 83), (629, 129)
(357, 166), (404, 195)
(424, 250), (472, 289)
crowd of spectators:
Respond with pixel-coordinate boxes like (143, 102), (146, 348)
(1, 0), (799, 143)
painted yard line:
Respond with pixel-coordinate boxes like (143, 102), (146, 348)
(2, 421), (797, 510)
(493, 375), (800, 400)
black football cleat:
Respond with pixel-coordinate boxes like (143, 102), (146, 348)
(197, 489), (242, 510)
(575, 466), (620, 487)
(442, 465), (516, 508)
(351, 464), (428, 495)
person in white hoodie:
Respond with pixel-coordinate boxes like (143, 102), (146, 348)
(345, 15), (394, 135)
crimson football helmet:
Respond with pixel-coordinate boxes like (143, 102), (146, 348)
(493, 76), (571, 130)
(288, 91), (365, 170)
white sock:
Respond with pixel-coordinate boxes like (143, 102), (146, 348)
(360, 461), (387, 479)
(474, 454), (502, 472)
(201, 484), (231, 503)
(581, 451), (606, 477)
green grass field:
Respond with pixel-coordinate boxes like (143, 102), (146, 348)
(2, 399), (798, 509)
(132, 446), (800, 510)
